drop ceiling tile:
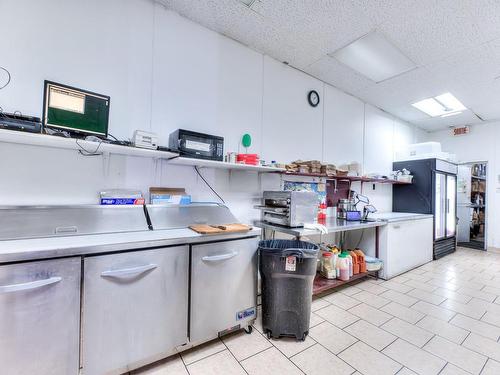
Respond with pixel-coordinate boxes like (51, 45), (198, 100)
(375, 0), (484, 65)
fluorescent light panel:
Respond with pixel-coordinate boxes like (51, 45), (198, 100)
(330, 31), (416, 83)
(412, 92), (467, 117)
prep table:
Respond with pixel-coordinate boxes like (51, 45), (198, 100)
(255, 218), (386, 295)
(0, 204), (260, 375)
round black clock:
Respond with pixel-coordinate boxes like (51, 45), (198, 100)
(308, 90), (320, 107)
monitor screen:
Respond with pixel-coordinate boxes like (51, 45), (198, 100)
(43, 81), (110, 137)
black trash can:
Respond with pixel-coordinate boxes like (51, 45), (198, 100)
(259, 239), (319, 341)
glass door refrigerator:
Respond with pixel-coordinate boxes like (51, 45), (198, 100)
(393, 158), (458, 259)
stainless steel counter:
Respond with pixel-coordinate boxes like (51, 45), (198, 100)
(0, 228), (261, 264)
(254, 218), (386, 237)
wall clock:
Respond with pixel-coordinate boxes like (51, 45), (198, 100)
(308, 90), (320, 107)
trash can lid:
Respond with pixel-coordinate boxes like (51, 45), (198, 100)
(258, 239), (319, 257)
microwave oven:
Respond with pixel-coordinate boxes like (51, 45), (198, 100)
(169, 129), (224, 161)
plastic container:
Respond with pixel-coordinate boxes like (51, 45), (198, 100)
(354, 249), (366, 273)
(342, 252), (353, 277)
(338, 254), (350, 281)
(320, 252), (335, 279)
(365, 256), (383, 271)
(259, 240), (319, 341)
(349, 251), (360, 275)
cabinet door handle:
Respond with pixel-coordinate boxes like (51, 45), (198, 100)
(0, 276), (62, 294)
(202, 251), (238, 262)
(101, 264), (157, 278)
(393, 225), (401, 229)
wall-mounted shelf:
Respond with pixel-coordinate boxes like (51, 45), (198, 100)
(169, 156), (286, 172)
(278, 171), (411, 185)
(0, 129), (285, 173)
(0, 129), (179, 160)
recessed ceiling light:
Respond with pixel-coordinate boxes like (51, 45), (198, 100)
(329, 31), (417, 83)
(412, 92), (467, 117)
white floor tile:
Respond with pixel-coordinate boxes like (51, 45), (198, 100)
(315, 304), (359, 328)
(309, 312), (325, 328)
(481, 311), (500, 328)
(440, 299), (486, 320)
(270, 335), (316, 358)
(462, 333), (500, 362)
(382, 339), (446, 375)
(180, 339), (226, 365)
(241, 347), (302, 375)
(378, 280), (414, 294)
(407, 288), (447, 305)
(432, 287), (472, 304)
(348, 303), (392, 326)
(132, 354), (188, 375)
(338, 341), (402, 375)
(309, 321), (357, 354)
(311, 297), (330, 312)
(404, 279), (437, 292)
(381, 318), (434, 347)
(338, 285), (363, 296)
(450, 314), (500, 341)
(438, 363), (472, 375)
(351, 290), (391, 309)
(379, 289), (419, 307)
(323, 291), (362, 309)
(457, 286), (497, 303)
(411, 300), (456, 322)
(416, 315), (469, 344)
(423, 335), (487, 375)
(380, 302), (425, 324)
(290, 344), (355, 375)
(187, 350), (246, 375)
(222, 331), (272, 361)
(482, 359), (500, 375)
(355, 280), (388, 295)
(344, 319), (397, 351)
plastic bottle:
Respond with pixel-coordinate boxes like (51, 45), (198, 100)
(342, 251), (353, 277)
(338, 254), (350, 281)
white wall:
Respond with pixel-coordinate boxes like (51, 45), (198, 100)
(427, 122), (500, 248)
(0, 0), (421, 223)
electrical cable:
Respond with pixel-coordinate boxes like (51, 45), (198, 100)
(194, 166), (225, 204)
(0, 66), (11, 90)
(355, 229), (365, 248)
(76, 138), (103, 156)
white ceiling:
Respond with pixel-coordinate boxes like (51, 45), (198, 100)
(159, 0), (500, 131)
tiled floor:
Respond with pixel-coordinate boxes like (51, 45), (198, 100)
(134, 247), (500, 375)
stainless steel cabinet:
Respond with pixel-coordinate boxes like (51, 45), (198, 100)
(82, 246), (189, 375)
(190, 238), (258, 343)
(0, 257), (81, 375)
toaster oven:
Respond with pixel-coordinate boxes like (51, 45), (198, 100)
(255, 191), (318, 227)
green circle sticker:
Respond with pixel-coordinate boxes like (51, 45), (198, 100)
(242, 133), (252, 148)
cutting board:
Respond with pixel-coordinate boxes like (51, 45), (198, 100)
(189, 223), (251, 234)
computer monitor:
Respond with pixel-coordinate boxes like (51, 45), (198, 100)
(42, 81), (110, 137)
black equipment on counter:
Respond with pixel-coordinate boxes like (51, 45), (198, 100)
(0, 112), (42, 133)
(169, 129), (224, 161)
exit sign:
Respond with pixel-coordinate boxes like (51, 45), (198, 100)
(452, 126), (470, 136)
